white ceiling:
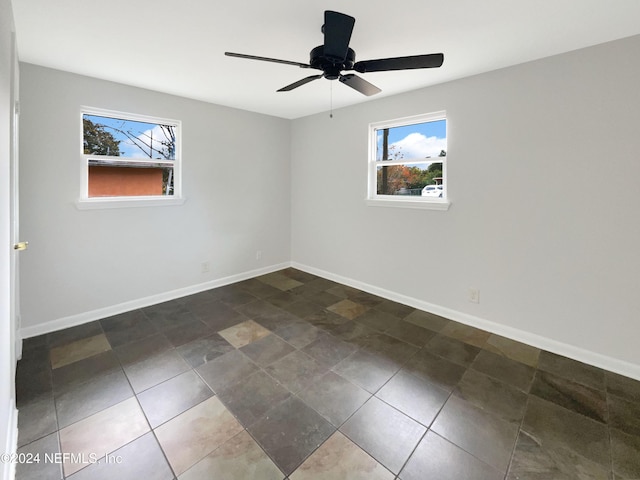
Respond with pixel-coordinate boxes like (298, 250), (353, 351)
(12, 0), (640, 119)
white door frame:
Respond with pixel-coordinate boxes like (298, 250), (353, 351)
(1, 25), (20, 480)
(9, 29), (20, 363)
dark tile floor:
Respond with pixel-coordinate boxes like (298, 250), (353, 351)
(14, 268), (640, 479)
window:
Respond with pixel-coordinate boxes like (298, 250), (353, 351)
(78, 107), (183, 208)
(367, 111), (449, 210)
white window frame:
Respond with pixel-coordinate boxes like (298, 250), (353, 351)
(76, 106), (184, 209)
(367, 111), (450, 211)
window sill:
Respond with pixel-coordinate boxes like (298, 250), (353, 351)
(75, 196), (186, 210)
(366, 197), (451, 211)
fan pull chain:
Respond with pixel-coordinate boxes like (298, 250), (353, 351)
(330, 81), (333, 118)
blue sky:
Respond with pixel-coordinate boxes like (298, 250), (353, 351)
(376, 119), (446, 161)
(84, 114), (175, 159)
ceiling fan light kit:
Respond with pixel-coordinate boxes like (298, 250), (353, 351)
(225, 10), (444, 96)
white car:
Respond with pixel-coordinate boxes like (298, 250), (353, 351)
(421, 184), (443, 198)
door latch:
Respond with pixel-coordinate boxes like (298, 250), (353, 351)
(13, 241), (28, 251)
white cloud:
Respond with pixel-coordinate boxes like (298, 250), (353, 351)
(389, 132), (446, 160)
(120, 125), (174, 159)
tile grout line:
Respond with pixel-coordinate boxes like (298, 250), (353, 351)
(55, 320), (108, 479)
(605, 374), (615, 480)
(109, 334), (180, 480)
(392, 382), (457, 479)
(228, 319), (343, 478)
(502, 384), (534, 480)
(61, 317), (178, 479)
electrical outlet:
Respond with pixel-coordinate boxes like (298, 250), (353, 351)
(256, 250), (262, 260)
(201, 261), (210, 273)
(468, 288), (480, 304)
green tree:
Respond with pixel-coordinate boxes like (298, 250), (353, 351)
(83, 118), (121, 156)
(424, 161), (443, 185)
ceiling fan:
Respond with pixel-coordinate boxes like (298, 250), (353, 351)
(225, 10), (444, 96)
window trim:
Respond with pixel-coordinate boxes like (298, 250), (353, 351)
(367, 111), (450, 211)
(77, 106), (184, 209)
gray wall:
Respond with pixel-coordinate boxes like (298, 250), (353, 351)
(17, 35), (640, 378)
(19, 64), (292, 332)
(290, 35), (640, 375)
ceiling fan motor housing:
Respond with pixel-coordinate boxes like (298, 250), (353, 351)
(310, 45), (355, 80)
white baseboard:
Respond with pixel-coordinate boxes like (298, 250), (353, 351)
(1, 400), (18, 480)
(292, 262), (640, 381)
(19, 262), (290, 339)
(18, 259), (640, 381)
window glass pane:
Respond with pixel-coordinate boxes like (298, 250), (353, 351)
(376, 162), (443, 196)
(376, 119), (446, 161)
(88, 165), (174, 197)
(83, 114), (176, 160)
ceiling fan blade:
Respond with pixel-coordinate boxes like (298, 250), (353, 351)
(354, 53), (444, 73)
(277, 75), (323, 92)
(339, 74), (381, 96)
(225, 52), (312, 69)
(323, 11), (355, 62)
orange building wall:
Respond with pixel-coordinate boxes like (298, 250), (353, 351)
(89, 166), (164, 197)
